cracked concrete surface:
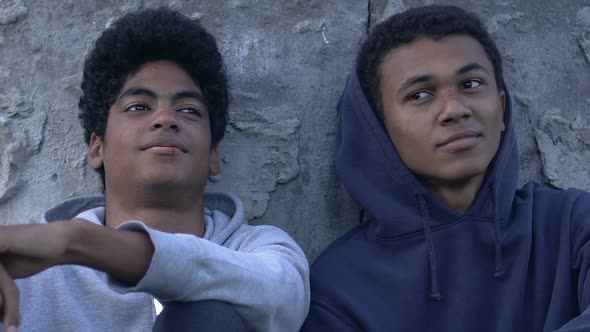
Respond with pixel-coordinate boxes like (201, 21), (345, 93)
(0, 0), (588, 261)
(0, 0), (27, 25)
(0, 114), (45, 203)
(535, 110), (590, 191)
(208, 106), (301, 220)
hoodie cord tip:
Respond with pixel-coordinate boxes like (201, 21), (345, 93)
(418, 195), (443, 302)
(490, 181), (507, 279)
(430, 292), (442, 301)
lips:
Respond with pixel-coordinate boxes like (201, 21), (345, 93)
(141, 138), (188, 153)
(437, 130), (481, 147)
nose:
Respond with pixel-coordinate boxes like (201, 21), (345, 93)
(150, 108), (179, 131)
(438, 95), (472, 126)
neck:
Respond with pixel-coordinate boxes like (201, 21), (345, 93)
(104, 185), (206, 237)
(421, 173), (486, 214)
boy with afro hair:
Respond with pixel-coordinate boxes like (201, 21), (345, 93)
(0, 8), (309, 332)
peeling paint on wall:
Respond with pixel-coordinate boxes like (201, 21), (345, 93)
(535, 110), (590, 191)
(0, 88), (32, 118)
(0, 114), (45, 203)
(208, 107), (301, 220)
(577, 7), (590, 65)
(0, 0), (27, 26)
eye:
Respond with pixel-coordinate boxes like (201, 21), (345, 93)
(407, 91), (431, 101)
(125, 104), (150, 112)
(178, 107), (202, 117)
(461, 79), (482, 90)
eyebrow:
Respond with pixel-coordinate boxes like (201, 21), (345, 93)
(117, 87), (206, 104)
(397, 62), (490, 95)
(397, 75), (435, 95)
(456, 62), (489, 76)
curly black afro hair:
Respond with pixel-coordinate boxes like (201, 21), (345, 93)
(79, 8), (229, 185)
(358, 5), (504, 121)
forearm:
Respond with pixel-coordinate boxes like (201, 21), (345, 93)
(65, 219), (154, 285)
(153, 240), (308, 330)
(108, 222), (310, 331)
(0, 220), (152, 329)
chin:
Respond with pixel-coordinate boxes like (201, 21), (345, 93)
(141, 174), (190, 185)
(144, 172), (208, 188)
(442, 163), (489, 183)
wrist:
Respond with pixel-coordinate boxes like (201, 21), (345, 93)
(59, 219), (90, 266)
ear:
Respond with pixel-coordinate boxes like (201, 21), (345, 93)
(498, 90), (506, 132)
(209, 145), (220, 175)
(87, 133), (104, 170)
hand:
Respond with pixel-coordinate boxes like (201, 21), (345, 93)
(0, 262), (19, 331)
(0, 218), (153, 330)
(0, 220), (75, 331)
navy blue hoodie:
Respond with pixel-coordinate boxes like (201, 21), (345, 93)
(301, 66), (590, 331)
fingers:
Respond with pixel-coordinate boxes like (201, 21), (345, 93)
(0, 263), (19, 330)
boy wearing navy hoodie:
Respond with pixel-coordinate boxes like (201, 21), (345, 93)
(302, 5), (590, 332)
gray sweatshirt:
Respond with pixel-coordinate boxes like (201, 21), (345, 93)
(11, 192), (310, 331)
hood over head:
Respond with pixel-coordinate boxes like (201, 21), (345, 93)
(335, 64), (518, 237)
(334, 61), (518, 298)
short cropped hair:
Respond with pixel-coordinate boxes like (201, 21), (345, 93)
(358, 5), (504, 120)
(78, 8), (229, 186)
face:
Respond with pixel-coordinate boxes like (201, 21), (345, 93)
(379, 35), (505, 188)
(87, 60), (219, 194)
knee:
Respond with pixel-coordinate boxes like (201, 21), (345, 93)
(153, 300), (249, 332)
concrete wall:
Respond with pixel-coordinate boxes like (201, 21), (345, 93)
(1, 0), (589, 262)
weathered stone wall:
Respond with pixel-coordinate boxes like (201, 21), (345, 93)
(1, 0), (588, 262)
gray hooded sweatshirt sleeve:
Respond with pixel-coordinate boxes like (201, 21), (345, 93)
(11, 192), (310, 332)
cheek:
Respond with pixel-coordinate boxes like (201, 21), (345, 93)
(194, 123), (213, 147)
(387, 119), (426, 152)
(388, 125), (431, 169)
(385, 114), (436, 170)
(102, 128), (132, 158)
(104, 131), (125, 151)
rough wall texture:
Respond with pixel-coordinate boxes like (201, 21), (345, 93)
(0, 0), (588, 262)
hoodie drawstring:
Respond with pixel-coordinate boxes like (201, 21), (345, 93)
(417, 195), (441, 301)
(489, 182), (505, 278)
(416, 183), (505, 299)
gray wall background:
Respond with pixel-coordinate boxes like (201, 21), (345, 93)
(0, 0), (589, 262)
